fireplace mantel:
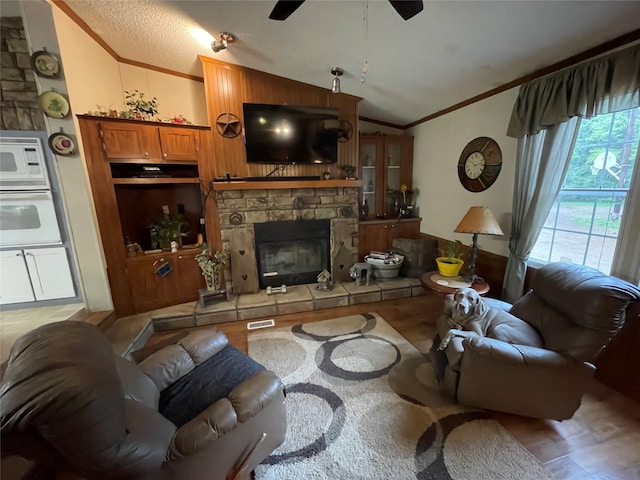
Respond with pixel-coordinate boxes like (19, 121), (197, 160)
(212, 179), (362, 191)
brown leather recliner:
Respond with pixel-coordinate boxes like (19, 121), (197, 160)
(0, 321), (286, 480)
(431, 262), (640, 420)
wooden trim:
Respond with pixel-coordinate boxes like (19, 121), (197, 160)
(52, 0), (120, 60)
(359, 116), (405, 130)
(118, 57), (204, 83)
(404, 28), (640, 129)
(211, 179), (362, 191)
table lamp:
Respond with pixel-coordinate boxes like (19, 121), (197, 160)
(454, 206), (503, 284)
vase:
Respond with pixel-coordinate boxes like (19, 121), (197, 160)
(205, 269), (222, 291)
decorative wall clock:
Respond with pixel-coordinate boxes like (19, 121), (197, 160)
(457, 136), (502, 192)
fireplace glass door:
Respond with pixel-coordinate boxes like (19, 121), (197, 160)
(254, 219), (330, 288)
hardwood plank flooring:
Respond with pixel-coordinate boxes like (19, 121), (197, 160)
(141, 295), (640, 480)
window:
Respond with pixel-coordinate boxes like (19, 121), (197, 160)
(530, 107), (639, 273)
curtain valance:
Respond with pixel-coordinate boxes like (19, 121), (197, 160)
(507, 44), (640, 138)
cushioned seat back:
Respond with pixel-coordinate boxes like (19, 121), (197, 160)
(0, 321), (175, 479)
(510, 263), (640, 362)
(1, 322), (128, 464)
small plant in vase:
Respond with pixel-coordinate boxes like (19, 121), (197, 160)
(195, 243), (228, 291)
(436, 240), (465, 277)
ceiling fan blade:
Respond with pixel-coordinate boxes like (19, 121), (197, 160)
(269, 0), (306, 20)
(388, 0), (423, 20)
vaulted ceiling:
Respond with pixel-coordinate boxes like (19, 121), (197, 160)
(58, 1), (640, 127)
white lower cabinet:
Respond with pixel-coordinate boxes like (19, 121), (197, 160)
(0, 247), (74, 304)
(0, 250), (35, 304)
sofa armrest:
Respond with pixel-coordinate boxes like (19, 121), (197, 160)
(170, 370), (284, 457)
(462, 336), (578, 368)
(138, 329), (229, 391)
(457, 336), (595, 419)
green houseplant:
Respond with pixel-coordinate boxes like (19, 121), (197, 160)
(194, 243), (228, 291)
(436, 239), (465, 277)
(150, 213), (188, 250)
(122, 90), (159, 120)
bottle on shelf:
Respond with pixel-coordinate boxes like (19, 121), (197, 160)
(361, 199), (369, 221)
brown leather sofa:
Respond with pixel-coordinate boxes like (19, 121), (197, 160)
(431, 262), (640, 420)
(0, 321), (286, 480)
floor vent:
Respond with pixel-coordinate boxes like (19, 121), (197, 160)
(247, 319), (275, 330)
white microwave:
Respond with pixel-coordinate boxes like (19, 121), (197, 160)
(0, 137), (49, 190)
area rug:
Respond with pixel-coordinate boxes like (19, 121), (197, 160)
(247, 313), (554, 480)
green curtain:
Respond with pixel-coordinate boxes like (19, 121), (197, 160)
(508, 45), (640, 137)
(502, 44), (640, 302)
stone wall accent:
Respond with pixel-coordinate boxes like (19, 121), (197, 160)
(0, 17), (45, 131)
(215, 186), (359, 288)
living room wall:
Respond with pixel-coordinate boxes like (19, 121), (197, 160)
(407, 89), (519, 258)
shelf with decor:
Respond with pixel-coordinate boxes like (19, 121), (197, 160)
(359, 135), (414, 220)
(78, 115), (211, 317)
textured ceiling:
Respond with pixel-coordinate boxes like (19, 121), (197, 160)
(62, 0), (640, 127)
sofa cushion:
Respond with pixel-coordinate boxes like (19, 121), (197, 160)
(159, 344), (265, 427)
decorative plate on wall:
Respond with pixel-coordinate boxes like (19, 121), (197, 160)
(30, 48), (61, 78)
(216, 112), (242, 138)
(38, 90), (70, 119)
(48, 129), (77, 157)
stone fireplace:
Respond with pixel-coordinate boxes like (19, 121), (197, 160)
(215, 186), (359, 293)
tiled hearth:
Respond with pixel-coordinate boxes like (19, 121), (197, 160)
(105, 277), (426, 358)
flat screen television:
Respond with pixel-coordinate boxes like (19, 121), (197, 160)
(243, 103), (339, 164)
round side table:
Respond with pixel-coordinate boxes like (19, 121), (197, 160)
(420, 271), (490, 296)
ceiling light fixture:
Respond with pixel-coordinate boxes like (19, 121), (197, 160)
(211, 32), (235, 53)
(331, 67), (343, 93)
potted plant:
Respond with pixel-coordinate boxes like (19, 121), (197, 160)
(436, 239), (465, 277)
(122, 90), (159, 120)
(195, 243), (228, 291)
(340, 164), (356, 179)
(150, 213), (188, 250)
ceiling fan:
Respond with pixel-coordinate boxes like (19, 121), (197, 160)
(269, 0), (424, 21)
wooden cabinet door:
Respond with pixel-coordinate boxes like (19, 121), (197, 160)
(397, 219), (420, 239)
(175, 252), (205, 303)
(359, 223), (390, 259)
(359, 137), (385, 219)
(359, 135), (413, 219)
(98, 121), (160, 161)
(359, 219), (422, 260)
(127, 255), (177, 312)
(159, 127), (200, 163)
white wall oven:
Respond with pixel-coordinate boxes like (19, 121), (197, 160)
(0, 137), (61, 247)
(0, 135), (74, 305)
(0, 191), (62, 246)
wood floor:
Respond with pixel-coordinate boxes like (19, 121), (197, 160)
(142, 294), (640, 480)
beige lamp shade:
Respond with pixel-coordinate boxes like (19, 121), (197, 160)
(454, 206), (504, 235)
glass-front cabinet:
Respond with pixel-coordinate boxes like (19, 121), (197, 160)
(359, 135), (414, 219)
